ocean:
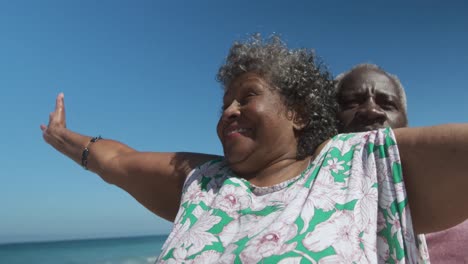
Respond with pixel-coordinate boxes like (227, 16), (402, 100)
(0, 235), (168, 264)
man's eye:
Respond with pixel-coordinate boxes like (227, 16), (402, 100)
(381, 101), (397, 110)
(342, 101), (358, 109)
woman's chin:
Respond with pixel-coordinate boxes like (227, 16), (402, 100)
(223, 145), (250, 162)
(225, 154), (244, 166)
(224, 153), (248, 170)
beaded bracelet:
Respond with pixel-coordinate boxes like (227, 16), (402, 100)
(81, 136), (102, 170)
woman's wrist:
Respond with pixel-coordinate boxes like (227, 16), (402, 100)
(48, 128), (88, 164)
(81, 136), (103, 170)
(43, 126), (68, 149)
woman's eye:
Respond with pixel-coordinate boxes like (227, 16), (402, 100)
(220, 102), (230, 113)
(240, 93), (256, 105)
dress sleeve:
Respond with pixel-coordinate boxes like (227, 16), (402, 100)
(329, 128), (429, 263)
(368, 128), (430, 263)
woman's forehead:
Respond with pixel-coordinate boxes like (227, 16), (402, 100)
(225, 72), (269, 94)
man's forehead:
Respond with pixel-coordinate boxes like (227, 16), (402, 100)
(347, 68), (390, 83)
(340, 69), (400, 96)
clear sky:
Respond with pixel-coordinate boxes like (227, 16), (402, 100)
(1, 0), (467, 244)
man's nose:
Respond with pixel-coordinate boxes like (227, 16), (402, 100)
(355, 99), (386, 124)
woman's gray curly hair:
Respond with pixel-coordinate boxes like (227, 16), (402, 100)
(217, 34), (338, 160)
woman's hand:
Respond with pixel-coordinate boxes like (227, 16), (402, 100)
(40, 93), (67, 147)
(39, 93), (220, 221)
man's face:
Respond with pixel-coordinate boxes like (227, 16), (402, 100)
(337, 68), (408, 133)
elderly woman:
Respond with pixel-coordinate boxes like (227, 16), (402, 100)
(42, 36), (467, 263)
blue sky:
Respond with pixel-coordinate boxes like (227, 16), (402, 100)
(1, 0), (467, 244)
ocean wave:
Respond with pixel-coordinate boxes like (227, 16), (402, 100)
(146, 256), (157, 263)
(99, 255), (158, 264)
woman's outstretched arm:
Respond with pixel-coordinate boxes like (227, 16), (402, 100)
(395, 124), (468, 234)
(41, 93), (220, 221)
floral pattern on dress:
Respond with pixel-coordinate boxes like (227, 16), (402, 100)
(156, 128), (429, 263)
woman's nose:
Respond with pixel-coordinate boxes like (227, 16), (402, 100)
(221, 100), (241, 122)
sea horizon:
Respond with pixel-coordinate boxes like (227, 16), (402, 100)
(0, 233), (169, 246)
(0, 233), (169, 264)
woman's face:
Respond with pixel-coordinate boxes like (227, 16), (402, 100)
(217, 72), (299, 175)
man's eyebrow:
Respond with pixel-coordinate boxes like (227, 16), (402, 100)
(376, 91), (399, 100)
(339, 90), (365, 98)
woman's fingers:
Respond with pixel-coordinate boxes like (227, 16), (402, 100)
(41, 93), (66, 133)
(55, 93), (64, 112)
(55, 93), (66, 126)
(50, 93), (66, 127)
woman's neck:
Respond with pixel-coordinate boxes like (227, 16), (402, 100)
(243, 139), (330, 187)
(245, 157), (311, 187)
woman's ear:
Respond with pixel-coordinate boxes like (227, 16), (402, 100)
(287, 110), (307, 130)
(293, 115), (307, 130)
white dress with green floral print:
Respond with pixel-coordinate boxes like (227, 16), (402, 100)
(156, 128), (430, 263)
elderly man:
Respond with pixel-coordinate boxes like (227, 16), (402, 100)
(335, 63), (467, 263)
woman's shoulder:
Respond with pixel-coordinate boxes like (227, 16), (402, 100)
(183, 158), (231, 187)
